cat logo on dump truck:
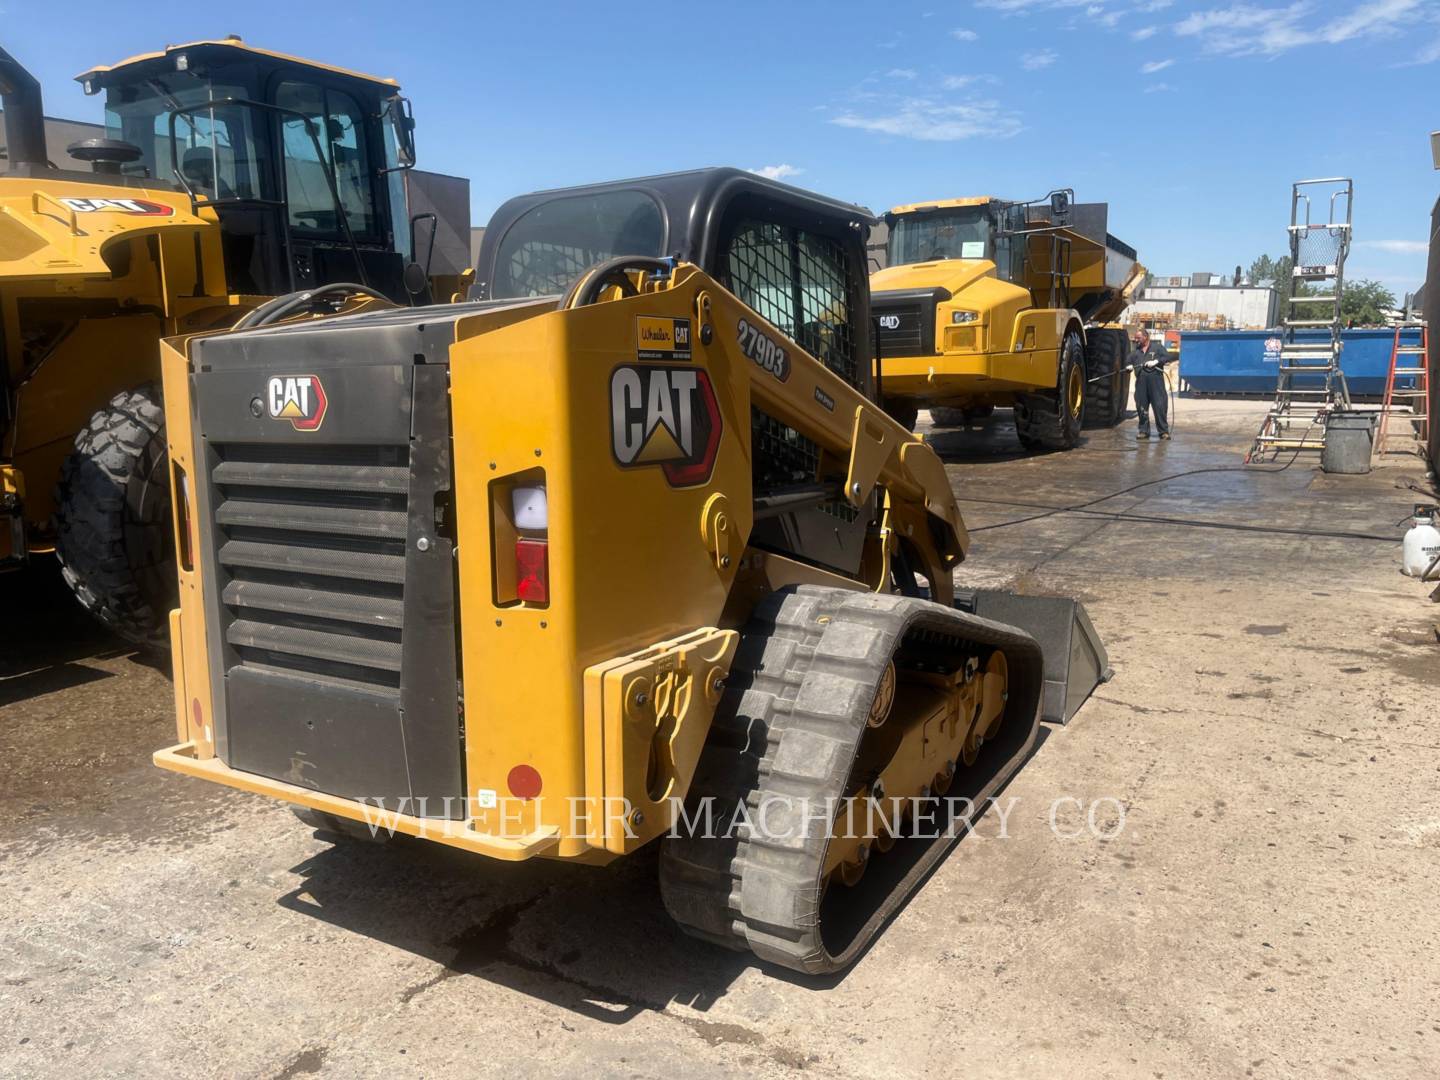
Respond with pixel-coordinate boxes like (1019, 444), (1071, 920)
(57, 197), (175, 217)
(610, 364), (722, 486)
(266, 375), (328, 432)
(636, 316), (692, 360)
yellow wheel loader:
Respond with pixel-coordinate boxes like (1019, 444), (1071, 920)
(154, 169), (1108, 974)
(870, 192), (1146, 449)
(0, 38), (443, 644)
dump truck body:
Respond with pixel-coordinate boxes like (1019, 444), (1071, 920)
(871, 194), (1145, 447)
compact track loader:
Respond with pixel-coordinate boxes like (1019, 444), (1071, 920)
(871, 192), (1146, 448)
(155, 169), (1107, 973)
(0, 38), (448, 643)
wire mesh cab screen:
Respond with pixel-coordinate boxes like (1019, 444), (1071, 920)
(717, 205), (869, 570)
(719, 217), (860, 386)
(490, 189), (665, 299)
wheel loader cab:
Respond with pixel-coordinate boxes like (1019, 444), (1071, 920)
(78, 39), (417, 300)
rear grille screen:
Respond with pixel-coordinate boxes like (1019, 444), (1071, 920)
(210, 442), (410, 695)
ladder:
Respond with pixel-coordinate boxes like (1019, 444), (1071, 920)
(1248, 178), (1353, 463)
(1376, 323), (1430, 455)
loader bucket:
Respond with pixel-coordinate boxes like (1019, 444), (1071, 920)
(953, 590), (1111, 725)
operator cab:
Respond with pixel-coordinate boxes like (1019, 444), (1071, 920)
(76, 38), (418, 300)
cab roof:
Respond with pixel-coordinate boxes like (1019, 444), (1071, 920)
(886, 196), (994, 216)
(75, 37), (399, 91)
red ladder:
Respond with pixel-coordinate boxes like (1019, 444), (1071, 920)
(1376, 324), (1429, 455)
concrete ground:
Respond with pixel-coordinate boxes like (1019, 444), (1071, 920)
(2, 398), (1437, 1079)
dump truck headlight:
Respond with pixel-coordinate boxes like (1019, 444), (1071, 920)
(951, 310), (980, 324)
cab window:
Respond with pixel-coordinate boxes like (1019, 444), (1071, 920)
(105, 78), (269, 200)
(275, 82), (378, 239)
(491, 190), (664, 299)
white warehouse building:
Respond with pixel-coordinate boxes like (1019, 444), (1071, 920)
(1132, 275), (1278, 331)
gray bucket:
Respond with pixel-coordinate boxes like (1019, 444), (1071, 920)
(1321, 411), (1377, 475)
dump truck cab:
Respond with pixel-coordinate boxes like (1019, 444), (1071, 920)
(871, 192), (1145, 448)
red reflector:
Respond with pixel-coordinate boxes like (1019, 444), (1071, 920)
(515, 537), (549, 603)
(507, 764), (543, 800)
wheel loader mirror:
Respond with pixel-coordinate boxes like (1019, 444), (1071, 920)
(1431, 130), (1440, 170)
(1049, 190), (1070, 219)
(385, 95), (416, 170)
(402, 260), (430, 298)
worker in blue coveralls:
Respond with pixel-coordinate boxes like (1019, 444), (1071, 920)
(1131, 328), (1172, 440)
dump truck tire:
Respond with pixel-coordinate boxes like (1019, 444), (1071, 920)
(930, 405), (993, 428)
(1083, 329), (1129, 428)
(1014, 331), (1084, 451)
(659, 585), (1045, 974)
(55, 384), (175, 649)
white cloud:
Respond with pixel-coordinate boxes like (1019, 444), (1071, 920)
(1132, 25), (1159, 40)
(1021, 48), (1059, 69)
(887, 68), (919, 79)
(1144, 81), (1177, 92)
(1176, 0), (1425, 57)
(1356, 239), (1429, 253)
(1135, 0), (1173, 9)
(951, 27), (979, 40)
(831, 98), (1024, 141)
(942, 74), (980, 88)
(750, 164), (804, 181)
(1140, 58), (1176, 72)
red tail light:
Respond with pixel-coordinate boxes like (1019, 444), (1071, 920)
(515, 538), (549, 604)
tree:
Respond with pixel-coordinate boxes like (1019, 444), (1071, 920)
(1338, 279), (1395, 327)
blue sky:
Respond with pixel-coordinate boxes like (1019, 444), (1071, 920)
(7, 0), (1438, 293)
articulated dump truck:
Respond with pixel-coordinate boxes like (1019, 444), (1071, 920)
(155, 169), (1108, 974)
(871, 191), (1146, 450)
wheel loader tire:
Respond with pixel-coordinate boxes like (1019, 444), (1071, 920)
(1013, 331), (1085, 451)
(54, 384), (175, 649)
(659, 585), (1045, 975)
(1082, 328), (1129, 428)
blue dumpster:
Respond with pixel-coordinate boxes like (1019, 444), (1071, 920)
(1179, 328), (1422, 397)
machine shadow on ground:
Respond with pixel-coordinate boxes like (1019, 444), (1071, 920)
(0, 559), (141, 706)
(275, 727), (1053, 1021)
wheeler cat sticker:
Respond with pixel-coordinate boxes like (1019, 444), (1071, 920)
(610, 364), (722, 487)
(636, 316), (692, 360)
(266, 375), (328, 432)
(58, 197), (175, 217)
(737, 317), (791, 382)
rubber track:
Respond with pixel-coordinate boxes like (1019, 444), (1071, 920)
(660, 584), (1046, 974)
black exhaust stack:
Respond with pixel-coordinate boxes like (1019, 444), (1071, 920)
(0, 45), (48, 169)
